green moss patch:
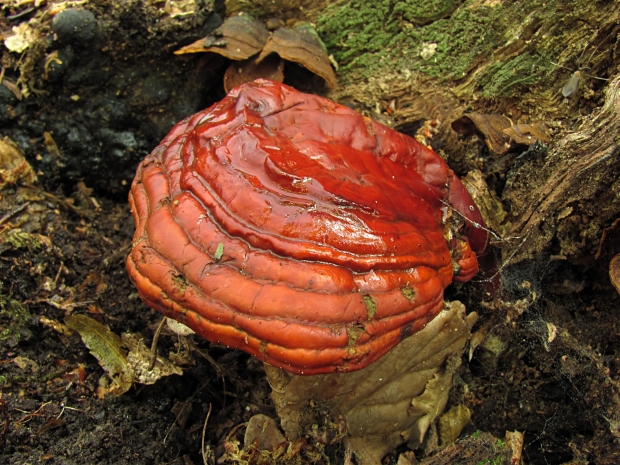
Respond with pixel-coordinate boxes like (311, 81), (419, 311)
(401, 286), (416, 300)
(0, 281), (31, 345)
(362, 294), (377, 319)
(317, 0), (504, 83)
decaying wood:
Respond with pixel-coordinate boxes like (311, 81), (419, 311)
(502, 75), (620, 265)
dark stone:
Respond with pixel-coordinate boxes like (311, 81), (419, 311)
(85, 96), (130, 130)
(97, 128), (138, 150)
(0, 104), (14, 124)
(140, 75), (173, 106)
(0, 84), (17, 105)
(66, 57), (109, 87)
(52, 9), (97, 46)
(45, 48), (75, 82)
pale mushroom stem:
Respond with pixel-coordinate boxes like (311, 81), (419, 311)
(263, 301), (477, 465)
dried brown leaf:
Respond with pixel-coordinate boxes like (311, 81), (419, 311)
(0, 136), (37, 187)
(502, 122), (551, 144)
(610, 254), (620, 294)
(452, 115), (551, 156)
(451, 114), (513, 155)
(65, 314), (133, 396)
(462, 169), (510, 239)
(4, 22), (36, 53)
(166, 318), (196, 336)
(244, 414), (285, 451)
(175, 14), (269, 60)
(122, 332), (183, 384)
(256, 23), (336, 88)
(38, 418), (67, 435)
(438, 404), (471, 446)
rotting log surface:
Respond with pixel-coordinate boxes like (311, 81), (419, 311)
(126, 79), (488, 375)
(502, 75), (620, 265)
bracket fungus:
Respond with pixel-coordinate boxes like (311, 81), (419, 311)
(127, 79), (490, 463)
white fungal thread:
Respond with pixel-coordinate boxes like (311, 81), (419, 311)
(438, 198), (534, 284)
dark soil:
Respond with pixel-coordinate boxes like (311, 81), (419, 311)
(1, 1), (620, 464)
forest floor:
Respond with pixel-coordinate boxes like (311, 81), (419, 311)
(1, 1), (620, 464)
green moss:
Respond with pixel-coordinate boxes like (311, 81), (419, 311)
(346, 324), (367, 355)
(316, 0), (605, 101)
(401, 287), (416, 300)
(411, 7), (503, 79)
(478, 53), (554, 98)
(362, 294), (376, 319)
(476, 458), (504, 465)
(171, 273), (188, 292)
(317, 0), (505, 83)
(0, 228), (41, 253)
(393, 0), (459, 25)
(0, 281), (31, 344)
(318, 0), (400, 70)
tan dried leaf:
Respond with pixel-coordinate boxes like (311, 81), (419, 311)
(462, 169), (510, 239)
(438, 404), (472, 446)
(175, 14), (269, 60)
(65, 314), (133, 395)
(451, 114), (513, 155)
(610, 254), (620, 294)
(122, 332), (183, 384)
(256, 23), (337, 88)
(4, 22), (36, 53)
(452, 115), (551, 156)
(505, 430), (524, 464)
(39, 315), (72, 337)
(165, 318), (196, 336)
(503, 122), (551, 145)
(0, 136), (37, 188)
(244, 414), (285, 451)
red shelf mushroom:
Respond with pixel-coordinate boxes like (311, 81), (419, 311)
(127, 79), (489, 376)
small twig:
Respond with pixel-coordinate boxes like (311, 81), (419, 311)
(149, 316), (168, 370)
(15, 401), (52, 425)
(57, 405), (83, 415)
(195, 349), (227, 408)
(41, 299), (94, 311)
(343, 442), (353, 465)
(0, 202), (30, 226)
(7, 6), (35, 19)
(56, 404), (66, 420)
(162, 400), (183, 445)
(54, 402), (84, 420)
(201, 403), (213, 465)
(53, 262), (64, 288)
(23, 184), (91, 218)
(194, 349), (223, 377)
